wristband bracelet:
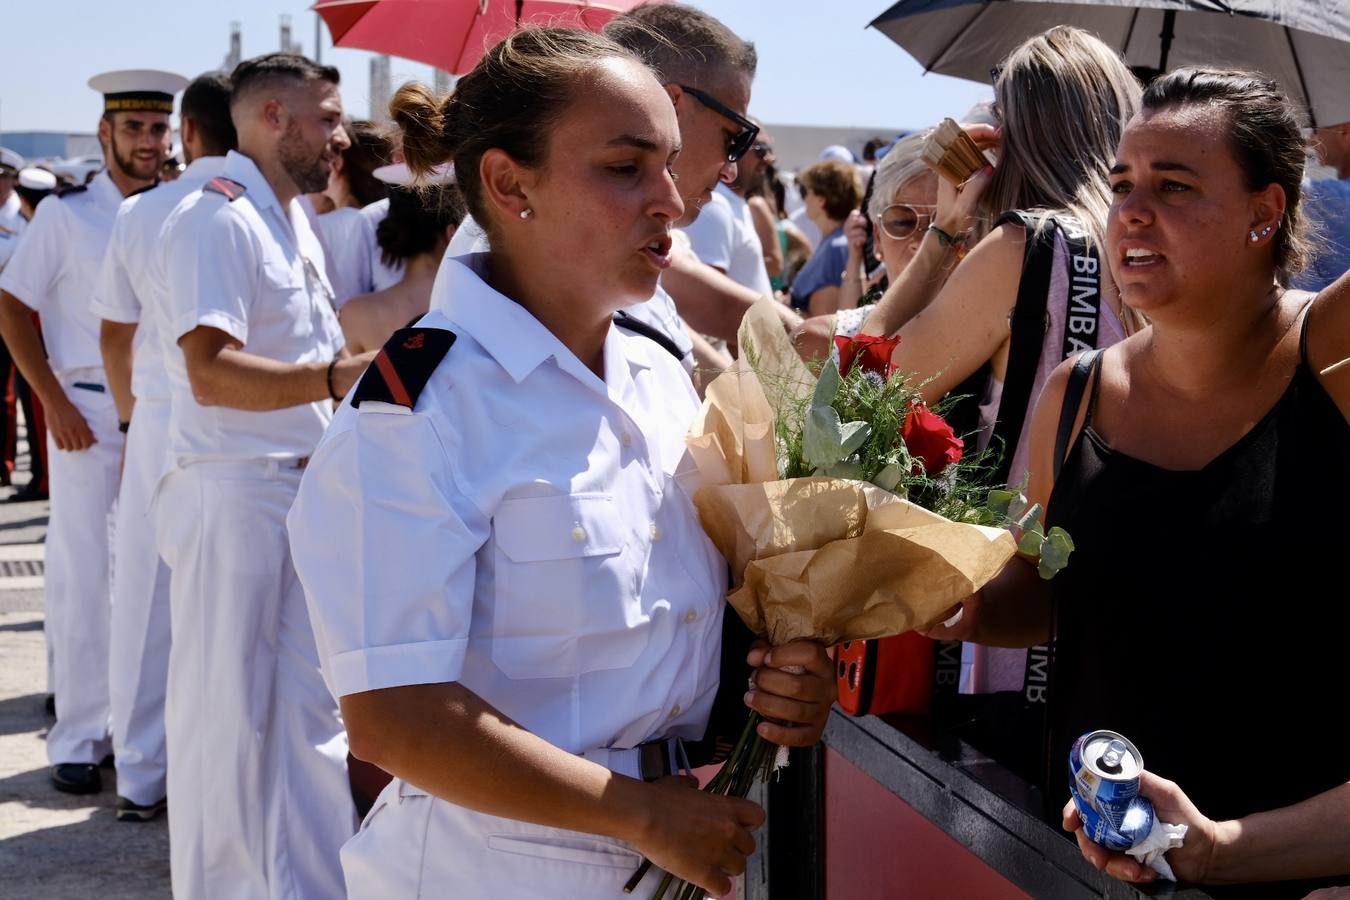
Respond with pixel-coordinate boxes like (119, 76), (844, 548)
(927, 223), (971, 261)
(118, 421), (130, 434)
(326, 358), (340, 402)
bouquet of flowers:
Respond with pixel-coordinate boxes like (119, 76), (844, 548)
(634, 301), (1072, 900)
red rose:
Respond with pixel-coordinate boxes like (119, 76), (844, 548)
(902, 403), (964, 476)
(834, 333), (901, 379)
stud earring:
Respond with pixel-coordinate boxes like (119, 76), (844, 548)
(1250, 230), (1259, 242)
(1261, 224), (1275, 236)
(519, 208), (532, 220)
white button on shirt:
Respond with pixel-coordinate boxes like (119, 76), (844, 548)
(0, 171), (123, 375)
(161, 150), (344, 461)
(288, 253), (728, 755)
(92, 156), (228, 403)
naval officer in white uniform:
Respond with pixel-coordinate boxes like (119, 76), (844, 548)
(288, 30), (834, 899)
(93, 71), (237, 822)
(157, 52), (372, 900)
(0, 69), (182, 795)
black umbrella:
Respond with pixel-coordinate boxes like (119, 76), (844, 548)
(870, 0), (1350, 126)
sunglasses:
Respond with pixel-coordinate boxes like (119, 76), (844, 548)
(752, 142), (774, 160)
(678, 84), (760, 162)
(874, 203), (937, 241)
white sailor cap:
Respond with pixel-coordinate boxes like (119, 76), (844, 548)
(0, 148), (23, 176)
(374, 162), (455, 186)
(88, 69), (189, 114)
(18, 168), (58, 191)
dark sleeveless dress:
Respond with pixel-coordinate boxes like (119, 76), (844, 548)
(1045, 309), (1350, 897)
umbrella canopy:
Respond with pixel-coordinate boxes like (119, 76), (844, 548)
(315, 0), (644, 75)
(870, 0), (1350, 126)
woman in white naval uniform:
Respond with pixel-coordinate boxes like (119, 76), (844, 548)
(288, 29), (835, 900)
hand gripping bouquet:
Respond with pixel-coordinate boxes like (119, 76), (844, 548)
(633, 302), (1073, 899)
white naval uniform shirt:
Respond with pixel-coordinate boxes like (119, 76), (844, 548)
(288, 253), (727, 756)
(316, 205), (374, 307)
(360, 197), (403, 291)
(0, 191), (25, 272)
(0, 171), (122, 374)
(440, 213), (696, 375)
(92, 156), (228, 403)
(162, 150), (344, 462)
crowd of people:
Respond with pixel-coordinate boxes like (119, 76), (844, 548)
(0, 2), (1348, 898)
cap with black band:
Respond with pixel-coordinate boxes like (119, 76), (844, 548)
(87, 69), (189, 115)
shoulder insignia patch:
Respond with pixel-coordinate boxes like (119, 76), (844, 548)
(352, 327), (457, 410)
(203, 177), (247, 201)
(55, 184), (88, 198)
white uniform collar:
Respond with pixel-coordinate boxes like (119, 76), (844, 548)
(220, 150), (283, 214)
(437, 253), (654, 387)
(91, 169), (123, 205)
(181, 155), (228, 181)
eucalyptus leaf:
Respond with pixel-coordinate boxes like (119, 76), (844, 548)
(1007, 493), (1030, 523)
(823, 460), (867, 480)
(1017, 522), (1045, 557)
(987, 489), (1017, 519)
(1038, 527), (1075, 576)
(873, 463), (904, 492)
(1038, 559), (1058, 580)
(803, 405), (871, 469)
(812, 357), (842, 410)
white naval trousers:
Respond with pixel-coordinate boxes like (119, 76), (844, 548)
(157, 460), (355, 900)
(45, 368), (122, 765)
(107, 397), (171, 805)
(343, 779), (650, 899)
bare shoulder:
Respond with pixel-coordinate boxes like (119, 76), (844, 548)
(1305, 281), (1350, 413)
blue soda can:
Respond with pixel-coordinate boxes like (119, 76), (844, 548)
(1068, 730), (1155, 852)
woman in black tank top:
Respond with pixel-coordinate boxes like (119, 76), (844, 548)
(923, 69), (1350, 895)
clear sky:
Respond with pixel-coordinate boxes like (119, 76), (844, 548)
(0, 0), (991, 137)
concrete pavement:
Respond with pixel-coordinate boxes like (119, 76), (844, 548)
(0, 449), (171, 899)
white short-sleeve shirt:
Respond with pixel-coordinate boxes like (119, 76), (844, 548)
(438, 212), (695, 374)
(92, 156), (228, 403)
(288, 253), (727, 754)
(0, 171), (123, 375)
(679, 183), (773, 297)
(360, 197), (404, 291)
(316, 205), (375, 307)
(162, 150), (345, 461)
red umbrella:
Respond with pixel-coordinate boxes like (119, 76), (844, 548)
(314, 0), (648, 74)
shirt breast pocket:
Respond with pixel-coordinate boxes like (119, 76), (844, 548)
(491, 493), (648, 680)
(260, 258), (313, 339)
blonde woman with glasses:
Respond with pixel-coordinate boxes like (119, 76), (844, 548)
(862, 27), (1143, 700)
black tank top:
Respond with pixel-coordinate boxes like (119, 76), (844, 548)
(1045, 308), (1350, 896)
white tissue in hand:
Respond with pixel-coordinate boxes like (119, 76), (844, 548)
(1126, 818), (1188, 881)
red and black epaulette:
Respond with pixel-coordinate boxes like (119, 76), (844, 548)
(203, 177), (247, 201)
(351, 327), (456, 410)
(54, 184), (88, 198)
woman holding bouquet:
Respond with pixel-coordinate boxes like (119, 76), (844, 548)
(931, 68), (1350, 896)
(287, 27), (835, 900)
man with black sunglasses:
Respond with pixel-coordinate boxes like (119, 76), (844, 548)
(604, 2), (801, 370)
(681, 114), (776, 297)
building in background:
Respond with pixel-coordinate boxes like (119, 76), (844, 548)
(433, 69), (455, 95)
(223, 21), (242, 72)
(369, 54), (392, 121)
(279, 14), (304, 55)
(0, 133), (99, 163)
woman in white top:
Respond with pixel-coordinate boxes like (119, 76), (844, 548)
(288, 28), (834, 900)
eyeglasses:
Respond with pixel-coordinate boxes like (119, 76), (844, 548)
(874, 203), (937, 240)
(752, 143), (774, 160)
(678, 84), (760, 162)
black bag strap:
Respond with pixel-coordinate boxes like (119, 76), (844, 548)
(1054, 349), (1103, 481)
(613, 309), (688, 363)
(987, 211), (1056, 485)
